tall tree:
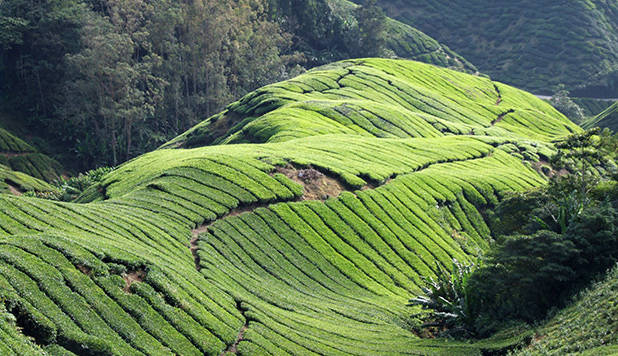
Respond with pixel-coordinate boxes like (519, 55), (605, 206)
(353, 0), (386, 57)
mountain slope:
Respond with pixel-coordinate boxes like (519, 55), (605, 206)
(0, 59), (578, 355)
(582, 101), (618, 132)
(516, 264), (618, 355)
(0, 127), (64, 182)
(327, 0), (476, 71)
(270, 0), (476, 73)
(363, 0), (618, 95)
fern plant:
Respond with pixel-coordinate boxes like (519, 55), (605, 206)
(408, 259), (477, 337)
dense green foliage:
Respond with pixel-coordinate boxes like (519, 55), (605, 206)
(414, 130), (618, 337)
(0, 0), (297, 169)
(0, 58), (579, 354)
(572, 98), (614, 118)
(549, 88), (585, 124)
(1, 0), (474, 171)
(268, 0), (475, 71)
(359, 0), (618, 95)
(408, 260), (476, 337)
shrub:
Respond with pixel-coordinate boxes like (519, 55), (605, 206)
(408, 259), (477, 337)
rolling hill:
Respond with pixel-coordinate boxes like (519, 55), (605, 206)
(0, 59), (585, 355)
(361, 0), (618, 95)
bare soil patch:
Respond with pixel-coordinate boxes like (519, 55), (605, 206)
(7, 183), (22, 196)
(123, 270), (146, 293)
(491, 109), (515, 125)
(276, 165), (345, 201)
(222, 325), (248, 355)
(76, 264), (91, 275)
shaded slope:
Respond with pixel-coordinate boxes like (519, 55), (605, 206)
(364, 0), (618, 95)
(516, 265), (618, 355)
(0, 59), (578, 354)
(0, 127), (64, 182)
(582, 101), (618, 132)
(270, 0), (476, 72)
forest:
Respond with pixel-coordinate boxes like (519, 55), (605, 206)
(1, 0), (392, 169)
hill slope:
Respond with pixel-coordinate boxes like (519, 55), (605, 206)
(165, 59), (577, 149)
(327, 0), (476, 71)
(582, 101), (618, 132)
(363, 0), (618, 95)
(516, 264), (618, 355)
(270, 0), (476, 72)
(0, 59), (578, 355)
(0, 127), (64, 182)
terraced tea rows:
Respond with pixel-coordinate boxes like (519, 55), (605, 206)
(582, 101), (618, 132)
(0, 164), (54, 195)
(0, 128), (64, 182)
(0, 59), (578, 354)
(165, 59), (578, 149)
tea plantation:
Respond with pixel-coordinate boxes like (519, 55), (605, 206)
(0, 128), (64, 183)
(0, 59), (599, 355)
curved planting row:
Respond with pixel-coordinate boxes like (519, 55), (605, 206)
(0, 139), (545, 355)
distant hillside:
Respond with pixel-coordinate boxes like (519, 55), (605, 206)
(582, 101), (618, 132)
(0, 127), (63, 182)
(360, 0), (618, 95)
(270, 0), (476, 72)
(572, 98), (615, 118)
(0, 59), (581, 354)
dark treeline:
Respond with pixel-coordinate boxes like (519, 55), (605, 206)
(0, 0), (385, 170)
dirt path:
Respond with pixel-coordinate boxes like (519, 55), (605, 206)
(122, 270), (146, 293)
(491, 109), (515, 125)
(493, 84), (503, 105)
(220, 301), (249, 356)
(0, 152), (30, 158)
(7, 184), (22, 196)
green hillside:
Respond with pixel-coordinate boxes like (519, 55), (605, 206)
(0, 164), (55, 195)
(572, 98), (615, 118)
(0, 128), (64, 182)
(165, 59), (577, 149)
(515, 264), (618, 355)
(363, 0), (618, 95)
(582, 101), (618, 132)
(327, 0), (476, 71)
(0, 59), (580, 355)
